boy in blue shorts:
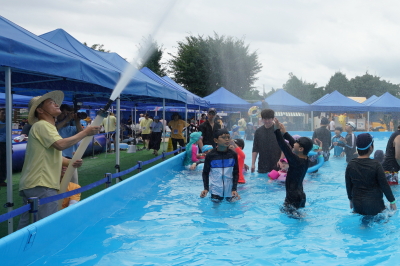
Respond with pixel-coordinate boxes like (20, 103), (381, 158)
(330, 126), (344, 157)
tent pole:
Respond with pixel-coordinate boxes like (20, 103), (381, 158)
(185, 103), (188, 142)
(135, 106), (137, 137)
(115, 98), (120, 183)
(163, 99), (166, 152)
(131, 108), (133, 137)
(311, 111), (314, 131)
(367, 111), (370, 132)
(5, 67), (13, 234)
(198, 106), (200, 126)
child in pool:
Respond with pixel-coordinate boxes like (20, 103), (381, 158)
(189, 145), (213, 170)
(200, 128), (240, 202)
(330, 127), (344, 157)
(228, 138), (249, 184)
(269, 158), (289, 182)
(183, 132), (203, 168)
(231, 125), (241, 139)
(244, 122), (254, 140)
(274, 118), (313, 209)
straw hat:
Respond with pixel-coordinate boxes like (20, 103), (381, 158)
(28, 91), (64, 125)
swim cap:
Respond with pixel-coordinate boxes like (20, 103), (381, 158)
(190, 132), (202, 142)
(232, 125), (239, 132)
(346, 122), (356, 130)
(356, 133), (373, 150)
(154, 116), (159, 120)
(202, 145), (213, 153)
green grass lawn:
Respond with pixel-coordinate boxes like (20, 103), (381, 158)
(0, 142), (176, 239)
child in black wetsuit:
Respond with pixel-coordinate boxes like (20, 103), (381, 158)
(274, 118), (313, 209)
(345, 133), (396, 215)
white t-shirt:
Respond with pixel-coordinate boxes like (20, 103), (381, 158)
(329, 120), (335, 130)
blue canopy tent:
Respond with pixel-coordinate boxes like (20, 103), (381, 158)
(263, 89), (312, 112)
(362, 95), (378, 106)
(311, 91), (368, 112)
(311, 90), (368, 131)
(203, 87), (251, 111)
(38, 28), (187, 105)
(0, 16), (188, 234)
(365, 92), (400, 130)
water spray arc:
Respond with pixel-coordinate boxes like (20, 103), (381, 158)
(58, 0), (179, 210)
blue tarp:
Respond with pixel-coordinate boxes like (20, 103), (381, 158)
(362, 95), (378, 106)
(262, 89), (312, 112)
(366, 92), (400, 112)
(162, 75), (209, 108)
(203, 87), (251, 110)
(37, 28), (186, 104)
(311, 90), (368, 112)
(139, 67), (206, 108)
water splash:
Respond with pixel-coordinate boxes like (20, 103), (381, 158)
(110, 0), (178, 101)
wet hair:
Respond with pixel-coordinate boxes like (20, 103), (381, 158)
(145, 113), (149, 117)
(214, 128), (230, 139)
(234, 139), (245, 149)
(261, 109), (274, 119)
(335, 126), (343, 132)
(357, 143), (373, 156)
(0, 108), (5, 113)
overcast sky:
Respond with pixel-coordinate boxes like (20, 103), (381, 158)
(3, 0), (400, 95)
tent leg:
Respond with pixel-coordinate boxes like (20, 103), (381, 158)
(163, 99), (166, 152)
(185, 104), (188, 142)
(311, 111), (314, 131)
(5, 67), (13, 234)
(367, 111), (370, 132)
(115, 98), (120, 183)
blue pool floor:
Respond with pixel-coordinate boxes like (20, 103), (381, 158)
(31, 135), (400, 265)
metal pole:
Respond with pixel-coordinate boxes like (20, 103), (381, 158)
(311, 111), (314, 131)
(163, 99), (166, 152)
(367, 111), (370, 132)
(105, 112), (110, 158)
(198, 106), (201, 126)
(131, 108), (133, 137)
(5, 67), (13, 234)
(116, 98), (120, 183)
(135, 105), (137, 139)
(185, 103), (188, 142)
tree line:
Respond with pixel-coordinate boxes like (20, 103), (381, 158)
(85, 36), (400, 104)
(282, 71), (400, 104)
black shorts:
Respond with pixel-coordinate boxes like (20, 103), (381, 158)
(211, 194), (232, 202)
(142, 134), (150, 140)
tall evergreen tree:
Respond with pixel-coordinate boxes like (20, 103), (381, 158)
(168, 33), (262, 98)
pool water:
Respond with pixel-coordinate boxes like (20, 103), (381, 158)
(36, 134), (400, 265)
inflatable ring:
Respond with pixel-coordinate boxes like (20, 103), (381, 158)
(248, 106), (261, 118)
(307, 151), (324, 173)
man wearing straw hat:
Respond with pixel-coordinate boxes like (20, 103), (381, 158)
(18, 91), (100, 229)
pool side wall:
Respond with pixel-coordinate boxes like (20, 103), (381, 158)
(0, 152), (186, 265)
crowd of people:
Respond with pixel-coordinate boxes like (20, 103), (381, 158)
(2, 92), (399, 229)
(188, 107), (398, 218)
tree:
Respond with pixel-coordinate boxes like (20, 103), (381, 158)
(168, 33), (262, 97)
(349, 72), (400, 98)
(282, 73), (324, 104)
(83, 42), (111, 53)
(137, 35), (167, 77)
(325, 72), (353, 95)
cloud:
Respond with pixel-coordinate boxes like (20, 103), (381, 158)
(3, 0), (400, 96)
